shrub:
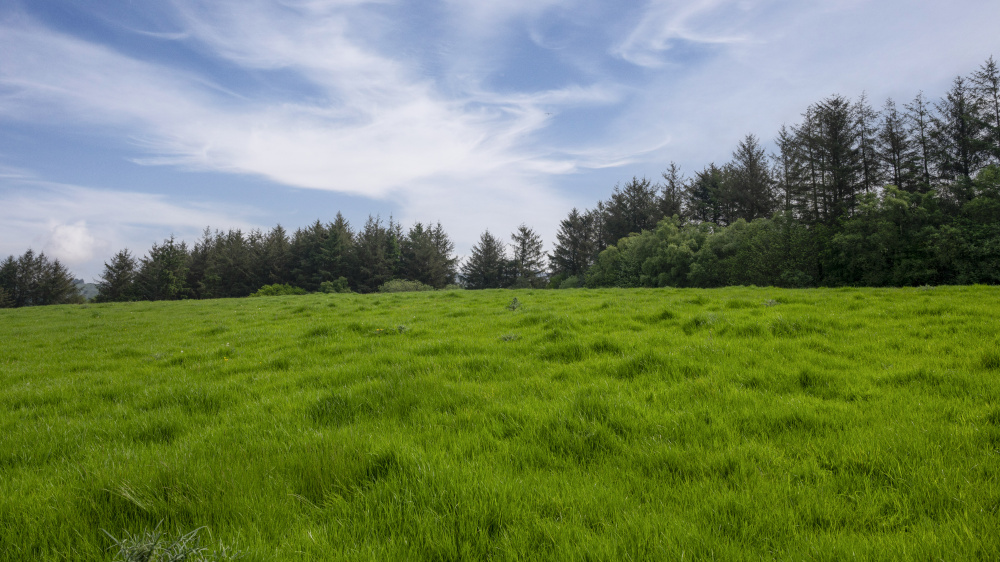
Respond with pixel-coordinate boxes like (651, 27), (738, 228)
(250, 284), (306, 297)
(559, 276), (581, 289)
(319, 277), (351, 293)
(378, 279), (434, 293)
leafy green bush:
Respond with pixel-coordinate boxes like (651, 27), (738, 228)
(319, 277), (351, 293)
(378, 279), (434, 293)
(250, 284), (306, 297)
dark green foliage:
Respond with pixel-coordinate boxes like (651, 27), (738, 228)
(135, 236), (190, 301)
(251, 284), (307, 297)
(95, 249), (138, 302)
(509, 224), (546, 288)
(0, 249), (81, 307)
(550, 208), (600, 278)
(602, 176), (662, 246)
(320, 277), (351, 293)
(461, 230), (510, 289)
(353, 216), (399, 293)
(400, 222), (457, 289)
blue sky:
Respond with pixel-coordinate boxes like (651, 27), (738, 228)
(1, 0), (998, 281)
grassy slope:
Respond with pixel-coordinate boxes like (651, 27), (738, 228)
(1, 286), (998, 561)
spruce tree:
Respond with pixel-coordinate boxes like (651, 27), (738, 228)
(95, 249), (138, 302)
(461, 230), (509, 289)
(728, 134), (775, 221)
(877, 97), (919, 191)
(659, 163), (687, 220)
(509, 224), (546, 288)
(549, 208), (598, 277)
(972, 56), (1000, 162)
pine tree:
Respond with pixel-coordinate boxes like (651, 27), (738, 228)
(352, 216), (395, 293)
(0, 250), (80, 307)
(95, 249), (138, 302)
(933, 76), (987, 192)
(401, 222), (457, 288)
(461, 230), (509, 289)
(854, 92), (883, 194)
(602, 176), (660, 246)
(772, 125), (808, 214)
(549, 208), (598, 278)
(972, 56), (1000, 163)
(509, 224), (546, 288)
(685, 164), (727, 224)
(659, 163), (686, 220)
(877, 97), (919, 191)
(728, 133), (775, 221)
(135, 236), (190, 301)
(905, 91), (936, 191)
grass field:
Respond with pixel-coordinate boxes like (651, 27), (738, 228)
(1, 286), (999, 560)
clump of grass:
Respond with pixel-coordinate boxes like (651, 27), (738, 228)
(499, 333), (519, 342)
(104, 522), (242, 561)
(507, 297), (521, 311)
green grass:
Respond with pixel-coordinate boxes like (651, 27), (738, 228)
(1, 286), (998, 560)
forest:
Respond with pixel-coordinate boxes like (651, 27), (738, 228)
(1, 56), (998, 307)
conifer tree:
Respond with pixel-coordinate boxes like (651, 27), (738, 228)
(461, 230), (509, 289)
(972, 56), (1000, 162)
(728, 133), (775, 221)
(509, 224), (546, 288)
(877, 98), (919, 191)
(95, 249), (138, 302)
(906, 91), (936, 190)
(550, 208), (598, 277)
(659, 163), (687, 220)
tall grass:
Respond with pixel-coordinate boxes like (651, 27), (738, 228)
(1, 286), (998, 560)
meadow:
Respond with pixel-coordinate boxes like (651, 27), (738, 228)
(1, 286), (998, 560)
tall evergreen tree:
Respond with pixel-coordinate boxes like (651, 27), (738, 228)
(461, 230), (509, 289)
(258, 224), (292, 287)
(400, 222), (457, 288)
(509, 224), (546, 288)
(972, 56), (1000, 162)
(685, 164), (727, 224)
(773, 124), (807, 214)
(135, 236), (190, 301)
(549, 208), (598, 277)
(906, 91), (936, 191)
(352, 216), (395, 293)
(728, 133), (775, 221)
(877, 97), (919, 191)
(602, 176), (661, 246)
(933, 76), (987, 194)
(95, 249), (138, 302)
(854, 92), (883, 194)
(659, 162), (687, 219)
(0, 250), (81, 307)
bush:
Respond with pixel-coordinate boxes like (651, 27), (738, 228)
(319, 277), (351, 293)
(559, 275), (581, 289)
(250, 284), (307, 297)
(378, 279), (435, 293)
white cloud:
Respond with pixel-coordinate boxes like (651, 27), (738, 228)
(0, 178), (261, 281)
(44, 221), (100, 266)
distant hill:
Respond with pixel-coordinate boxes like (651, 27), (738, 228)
(73, 279), (99, 301)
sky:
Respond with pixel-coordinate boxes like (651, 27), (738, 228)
(1, 0), (997, 282)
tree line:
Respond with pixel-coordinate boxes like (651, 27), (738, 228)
(1, 56), (998, 307)
(543, 56), (1000, 288)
